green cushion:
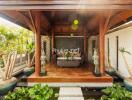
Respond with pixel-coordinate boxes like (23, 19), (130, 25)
(23, 67), (35, 76)
(0, 78), (17, 95)
(124, 78), (132, 91)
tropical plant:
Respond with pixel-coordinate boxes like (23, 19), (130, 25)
(26, 41), (35, 67)
(5, 84), (54, 100)
(0, 25), (34, 55)
(119, 47), (132, 77)
(0, 25), (34, 68)
(101, 84), (132, 100)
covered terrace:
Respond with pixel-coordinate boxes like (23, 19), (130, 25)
(0, 0), (132, 86)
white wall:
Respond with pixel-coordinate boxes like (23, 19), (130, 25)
(105, 25), (132, 77)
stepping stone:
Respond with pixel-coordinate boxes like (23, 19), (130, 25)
(58, 96), (84, 100)
(59, 87), (83, 97)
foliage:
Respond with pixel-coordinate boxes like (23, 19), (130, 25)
(5, 84), (54, 100)
(119, 47), (131, 55)
(26, 41), (34, 54)
(0, 25), (34, 55)
(0, 25), (34, 68)
(101, 84), (132, 100)
(65, 51), (71, 60)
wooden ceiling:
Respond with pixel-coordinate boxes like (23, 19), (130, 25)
(0, 10), (132, 36)
(0, 0), (131, 36)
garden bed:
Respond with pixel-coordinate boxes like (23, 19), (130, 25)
(82, 88), (104, 100)
(0, 85), (59, 100)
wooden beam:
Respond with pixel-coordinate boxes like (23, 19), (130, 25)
(28, 10), (37, 33)
(0, 0), (131, 10)
(52, 28), (55, 52)
(84, 28), (87, 63)
(0, 0), (132, 5)
(99, 16), (105, 75)
(34, 11), (41, 76)
(109, 10), (132, 28)
(51, 28), (55, 64)
(99, 12), (111, 75)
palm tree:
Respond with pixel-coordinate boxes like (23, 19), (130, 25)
(26, 42), (34, 67)
(119, 47), (132, 77)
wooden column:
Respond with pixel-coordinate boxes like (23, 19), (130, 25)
(34, 11), (41, 76)
(51, 28), (55, 63)
(52, 28), (55, 54)
(84, 28), (87, 63)
(99, 16), (105, 75)
(99, 12), (111, 75)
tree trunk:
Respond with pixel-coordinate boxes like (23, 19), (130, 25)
(28, 53), (31, 67)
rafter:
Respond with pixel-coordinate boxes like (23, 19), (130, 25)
(0, 11), (34, 32)
(28, 10), (37, 33)
(109, 10), (132, 29)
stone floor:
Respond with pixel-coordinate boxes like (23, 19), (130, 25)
(58, 87), (84, 100)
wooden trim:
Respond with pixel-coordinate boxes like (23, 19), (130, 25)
(107, 38), (110, 66)
(107, 21), (132, 34)
(0, 0), (132, 5)
(28, 76), (113, 83)
(116, 36), (119, 70)
(53, 36), (89, 38)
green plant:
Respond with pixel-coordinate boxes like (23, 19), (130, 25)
(101, 84), (132, 100)
(5, 84), (54, 100)
(65, 51), (71, 60)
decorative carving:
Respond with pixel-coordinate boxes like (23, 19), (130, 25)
(92, 48), (101, 77)
(41, 36), (50, 63)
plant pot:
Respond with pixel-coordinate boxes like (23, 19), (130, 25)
(93, 65), (101, 77)
(40, 69), (47, 76)
(106, 67), (115, 76)
(0, 77), (17, 95)
(124, 78), (132, 91)
(23, 67), (35, 76)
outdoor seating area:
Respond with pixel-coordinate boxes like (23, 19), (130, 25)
(0, 0), (132, 100)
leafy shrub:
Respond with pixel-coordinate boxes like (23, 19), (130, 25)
(5, 84), (54, 100)
(101, 84), (132, 100)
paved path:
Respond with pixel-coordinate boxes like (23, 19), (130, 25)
(58, 87), (84, 100)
